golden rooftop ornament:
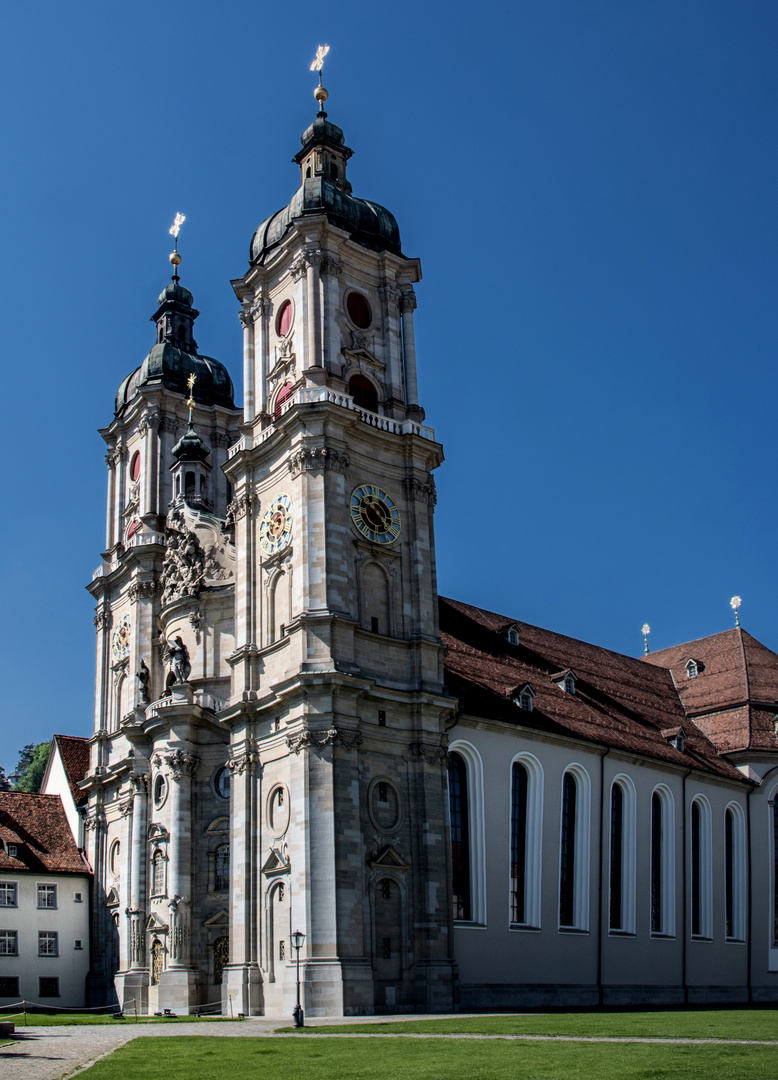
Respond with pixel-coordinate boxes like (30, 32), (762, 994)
(641, 623), (651, 655)
(730, 595), (742, 627)
(187, 373), (196, 424)
(310, 44), (330, 112)
(169, 212), (186, 280)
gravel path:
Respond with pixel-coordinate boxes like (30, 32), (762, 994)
(3, 1018), (778, 1080)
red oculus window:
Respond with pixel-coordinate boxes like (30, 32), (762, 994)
(276, 300), (293, 337)
(346, 292), (371, 329)
(130, 451), (141, 482)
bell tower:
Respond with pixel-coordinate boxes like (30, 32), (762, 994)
(222, 64), (456, 1016)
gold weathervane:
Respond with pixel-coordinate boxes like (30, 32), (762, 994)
(310, 44), (330, 113)
(730, 595), (742, 627)
(187, 373), (196, 424)
(169, 212), (186, 280)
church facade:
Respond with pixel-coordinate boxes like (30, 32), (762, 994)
(81, 94), (778, 1017)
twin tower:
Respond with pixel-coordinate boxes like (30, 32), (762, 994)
(85, 101), (456, 1016)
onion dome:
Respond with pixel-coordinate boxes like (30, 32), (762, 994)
(172, 422), (211, 463)
(249, 115), (402, 264)
(115, 281), (235, 415)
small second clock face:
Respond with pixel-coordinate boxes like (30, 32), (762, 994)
(350, 484), (401, 544)
(260, 493), (293, 555)
(112, 614), (131, 662)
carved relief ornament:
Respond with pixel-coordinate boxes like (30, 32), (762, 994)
(404, 476), (437, 506)
(399, 291), (418, 314)
(156, 750), (199, 782)
(409, 741), (449, 765)
(94, 608), (111, 633)
(286, 727), (363, 755)
(289, 446), (349, 478)
(128, 580), (156, 603)
(227, 742), (259, 775)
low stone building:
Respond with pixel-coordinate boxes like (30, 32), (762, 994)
(0, 793), (91, 1007)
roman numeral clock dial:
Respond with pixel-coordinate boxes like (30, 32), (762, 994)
(350, 485), (401, 545)
(259, 493), (293, 555)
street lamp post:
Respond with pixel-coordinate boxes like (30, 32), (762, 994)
(291, 929), (305, 1027)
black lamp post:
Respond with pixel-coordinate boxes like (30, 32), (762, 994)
(291, 929), (305, 1027)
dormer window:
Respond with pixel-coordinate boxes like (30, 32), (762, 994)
(513, 685), (534, 712)
(502, 625), (520, 646)
(661, 726), (686, 752)
(551, 669), (577, 694)
(686, 659), (700, 678)
(7, 844), (17, 858)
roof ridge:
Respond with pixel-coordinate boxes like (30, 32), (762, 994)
(737, 628), (753, 749)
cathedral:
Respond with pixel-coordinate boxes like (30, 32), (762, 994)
(77, 77), (778, 1017)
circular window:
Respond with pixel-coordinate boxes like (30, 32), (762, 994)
(276, 299), (293, 337)
(153, 773), (168, 809)
(130, 451), (141, 482)
(266, 784), (290, 838)
(346, 291), (371, 329)
(367, 777), (403, 834)
(109, 839), (120, 877)
(213, 766), (231, 800)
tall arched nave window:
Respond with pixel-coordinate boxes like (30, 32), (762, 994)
(447, 742), (486, 925)
(608, 776), (636, 934)
(509, 754), (543, 929)
(724, 803), (746, 942)
(650, 786), (675, 937)
(558, 766), (591, 931)
(690, 796), (712, 939)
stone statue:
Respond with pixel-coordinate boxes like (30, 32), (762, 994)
(166, 636), (191, 684)
(136, 659), (151, 704)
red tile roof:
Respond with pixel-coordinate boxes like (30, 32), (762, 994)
(642, 629), (778, 753)
(439, 597), (748, 783)
(53, 734), (90, 807)
(0, 793), (89, 875)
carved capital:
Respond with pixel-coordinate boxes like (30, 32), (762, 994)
(286, 727), (362, 755)
(290, 256), (308, 282)
(119, 799), (134, 818)
(105, 452), (115, 471)
(130, 772), (149, 794)
(163, 750), (199, 782)
(404, 476), (437, 506)
(320, 255), (343, 277)
(227, 742), (259, 775)
(226, 493), (253, 522)
(129, 579), (156, 603)
(379, 282), (400, 305)
(399, 291), (418, 314)
(159, 416), (178, 435)
(289, 446), (350, 478)
(94, 608), (111, 633)
(83, 813), (105, 833)
(210, 430), (235, 449)
(409, 740), (449, 765)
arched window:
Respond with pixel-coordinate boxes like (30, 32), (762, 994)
(510, 754), (543, 928)
(691, 796), (712, 939)
(725, 803), (746, 941)
(185, 471), (196, 496)
(215, 843), (230, 892)
(361, 560), (390, 636)
(651, 786), (675, 936)
(349, 374), (378, 413)
(274, 382), (294, 420)
(270, 569), (290, 645)
(559, 765), (591, 930)
(330, 163), (338, 181)
(150, 938), (163, 984)
(448, 751), (470, 921)
(152, 850), (166, 897)
(214, 936), (229, 985)
(609, 776), (636, 934)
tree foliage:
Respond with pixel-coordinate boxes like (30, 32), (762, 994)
(12, 741), (52, 793)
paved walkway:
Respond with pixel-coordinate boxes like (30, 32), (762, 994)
(3, 1017), (778, 1080)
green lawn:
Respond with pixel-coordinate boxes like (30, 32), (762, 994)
(0, 1012), (241, 1026)
(293, 1007), (778, 1041)
(72, 1034), (778, 1080)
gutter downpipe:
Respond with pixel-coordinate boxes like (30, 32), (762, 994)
(597, 745), (611, 1009)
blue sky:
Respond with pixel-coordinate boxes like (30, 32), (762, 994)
(1, 1), (776, 765)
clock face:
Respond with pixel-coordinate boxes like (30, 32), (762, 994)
(260, 493), (293, 555)
(112, 614), (131, 662)
(350, 484), (401, 544)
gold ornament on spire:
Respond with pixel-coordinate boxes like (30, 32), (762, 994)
(641, 623), (651, 655)
(169, 212), (186, 279)
(310, 44), (330, 112)
(730, 595), (742, 627)
(187, 373), (196, 424)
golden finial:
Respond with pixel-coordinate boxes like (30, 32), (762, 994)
(310, 44), (330, 114)
(187, 373), (196, 424)
(641, 623), (651, 655)
(730, 595), (742, 627)
(169, 212), (186, 281)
